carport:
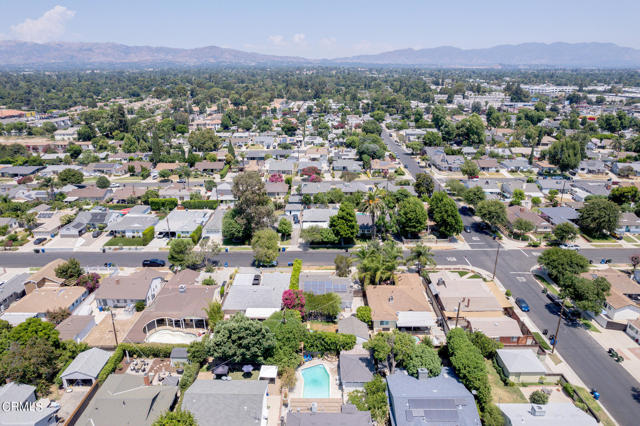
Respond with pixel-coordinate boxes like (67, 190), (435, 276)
(60, 347), (112, 390)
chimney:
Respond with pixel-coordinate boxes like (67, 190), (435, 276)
(417, 368), (430, 381)
(143, 373), (150, 386)
(388, 295), (394, 303)
(178, 284), (186, 293)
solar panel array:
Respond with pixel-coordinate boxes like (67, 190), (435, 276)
(38, 212), (54, 219)
(303, 280), (348, 294)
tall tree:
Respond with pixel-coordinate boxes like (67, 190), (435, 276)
(404, 243), (435, 275)
(330, 202), (359, 246)
(360, 188), (385, 239)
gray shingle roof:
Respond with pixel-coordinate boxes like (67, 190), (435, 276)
(60, 347), (112, 379)
(338, 316), (369, 341)
(339, 351), (375, 383)
(182, 379), (268, 426)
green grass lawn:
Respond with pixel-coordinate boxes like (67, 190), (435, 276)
(229, 370), (259, 380)
(623, 235), (637, 243)
(104, 236), (147, 246)
(534, 274), (559, 295)
(582, 233), (617, 243)
(579, 318), (601, 333)
(485, 360), (527, 403)
(453, 271), (469, 277)
(574, 386), (616, 426)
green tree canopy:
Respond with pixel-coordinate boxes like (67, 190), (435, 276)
(538, 247), (589, 284)
(578, 198), (621, 237)
(476, 200), (507, 229)
(429, 191), (463, 237)
(397, 197), (428, 236)
(251, 228), (280, 265)
(329, 202), (359, 245)
(547, 139), (582, 172)
(206, 313), (275, 364)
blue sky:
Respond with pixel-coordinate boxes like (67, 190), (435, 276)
(1, 1), (638, 58)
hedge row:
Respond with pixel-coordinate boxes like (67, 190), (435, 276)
(290, 259), (302, 289)
(190, 225), (202, 244)
(182, 200), (219, 210)
(447, 328), (491, 410)
(303, 331), (355, 355)
(219, 164), (230, 178)
(149, 198), (178, 211)
(142, 226), (155, 245)
(97, 343), (187, 383)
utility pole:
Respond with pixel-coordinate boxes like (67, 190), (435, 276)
(551, 299), (566, 354)
(110, 309), (119, 347)
(492, 243), (501, 280)
(559, 180), (566, 205)
(454, 299), (463, 328)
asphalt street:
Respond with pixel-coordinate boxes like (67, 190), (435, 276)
(380, 129), (640, 425)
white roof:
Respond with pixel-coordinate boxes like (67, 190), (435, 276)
(60, 348), (112, 379)
(259, 365), (278, 380)
(497, 403), (597, 425)
(245, 307), (280, 320)
(233, 273), (256, 286)
(396, 311), (436, 327)
(497, 349), (547, 374)
(0, 312), (37, 326)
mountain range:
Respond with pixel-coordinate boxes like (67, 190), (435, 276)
(0, 41), (638, 68)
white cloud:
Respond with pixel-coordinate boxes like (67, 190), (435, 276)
(268, 35), (286, 46)
(292, 33), (306, 45)
(320, 37), (336, 47)
(10, 5), (75, 43)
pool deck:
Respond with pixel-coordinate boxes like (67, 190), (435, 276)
(291, 358), (340, 399)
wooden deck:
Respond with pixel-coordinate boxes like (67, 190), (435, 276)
(288, 398), (343, 413)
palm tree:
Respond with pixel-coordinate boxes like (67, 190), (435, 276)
(405, 243), (435, 276)
(203, 301), (223, 331)
(361, 187), (386, 239)
(178, 165), (192, 189)
(356, 240), (402, 286)
(40, 176), (55, 200)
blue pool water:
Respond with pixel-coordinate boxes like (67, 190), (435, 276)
(301, 364), (330, 398)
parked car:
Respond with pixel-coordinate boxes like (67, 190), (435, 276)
(253, 259), (278, 267)
(559, 243), (579, 251)
(515, 297), (530, 312)
(464, 225), (471, 233)
(546, 292), (562, 306)
(33, 237), (47, 245)
(142, 258), (166, 267)
(109, 183), (121, 188)
(92, 230), (102, 238)
(177, 179), (186, 183)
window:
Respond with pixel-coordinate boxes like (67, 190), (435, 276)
(379, 321), (391, 326)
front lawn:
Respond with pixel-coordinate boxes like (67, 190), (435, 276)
(104, 236), (147, 246)
(534, 274), (559, 295)
(573, 386), (615, 426)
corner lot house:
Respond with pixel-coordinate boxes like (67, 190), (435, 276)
(182, 379), (268, 426)
(495, 349), (547, 383)
(60, 347), (112, 389)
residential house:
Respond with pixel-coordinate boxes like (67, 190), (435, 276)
(75, 374), (177, 426)
(60, 206), (120, 238)
(155, 209), (212, 238)
(370, 159), (398, 173)
(0, 217), (18, 231)
(106, 209), (158, 238)
(386, 367), (481, 426)
(612, 162), (640, 176)
(571, 180), (611, 202)
(110, 186), (144, 204)
(495, 349), (547, 383)
(617, 212), (640, 235)
(534, 160), (558, 174)
(65, 186), (112, 202)
(339, 348), (375, 394)
(578, 159), (607, 174)
(0, 382), (59, 426)
(266, 159), (296, 175)
(203, 207), (227, 242)
(475, 157), (500, 172)
(332, 159), (363, 173)
(182, 379), (268, 426)
(301, 208), (338, 229)
(1, 285), (88, 325)
(497, 403), (597, 426)
(86, 162), (126, 176)
(538, 206), (579, 226)
(467, 316), (534, 346)
(56, 315), (97, 343)
(536, 178), (570, 194)
(125, 270), (215, 343)
(60, 347), (112, 389)
(265, 182), (289, 200)
(581, 269), (640, 326)
(0, 165), (44, 177)
(0, 273), (28, 312)
(466, 179), (501, 196)
(32, 209), (74, 238)
(194, 161), (225, 174)
(287, 405), (372, 426)
(501, 157), (533, 172)
(366, 273), (435, 333)
(506, 206), (553, 233)
(95, 269), (169, 309)
(299, 272), (354, 309)
(158, 184), (191, 202)
(22, 258), (66, 291)
(222, 271), (290, 320)
(338, 316), (369, 344)
(625, 318), (640, 343)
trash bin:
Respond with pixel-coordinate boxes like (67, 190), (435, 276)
(33, 248), (40, 254)
(225, 247), (229, 253)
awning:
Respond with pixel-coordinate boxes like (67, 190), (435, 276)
(396, 311), (436, 328)
(245, 307), (280, 320)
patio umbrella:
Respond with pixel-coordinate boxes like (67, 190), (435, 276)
(242, 365), (254, 373)
(213, 365), (229, 375)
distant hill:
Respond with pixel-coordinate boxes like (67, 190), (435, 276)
(0, 41), (638, 68)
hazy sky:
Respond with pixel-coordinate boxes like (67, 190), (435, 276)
(1, 1), (638, 58)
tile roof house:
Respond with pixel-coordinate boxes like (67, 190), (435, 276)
(95, 269), (169, 309)
(75, 374), (177, 426)
(428, 271), (503, 319)
(60, 347), (112, 389)
(2, 285), (88, 325)
(181, 379), (268, 426)
(387, 367), (480, 426)
(366, 274), (434, 333)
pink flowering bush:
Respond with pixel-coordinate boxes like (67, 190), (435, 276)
(76, 273), (101, 293)
(282, 289), (305, 316)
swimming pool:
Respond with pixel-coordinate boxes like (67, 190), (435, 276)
(301, 364), (330, 398)
(146, 329), (199, 344)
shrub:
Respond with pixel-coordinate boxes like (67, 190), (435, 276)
(356, 306), (372, 327)
(179, 362), (200, 391)
(469, 331), (503, 359)
(447, 328), (491, 409)
(202, 277), (216, 286)
(530, 390), (549, 405)
(219, 164), (230, 178)
(505, 289), (512, 297)
(533, 332), (552, 351)
(76, 273), (100, 292)
(303, 331), (355, 355)
(149, 198), (178, 211)
(135, 301), (146, 312)
(290, 259), (302, 289)
(190, 225), (202, 244)
(182, 200), (219, 209)
(562, 381), (575, 398)
(142, 226), (155, 245)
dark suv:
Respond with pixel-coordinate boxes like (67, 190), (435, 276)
(142, 259), (165, 267)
